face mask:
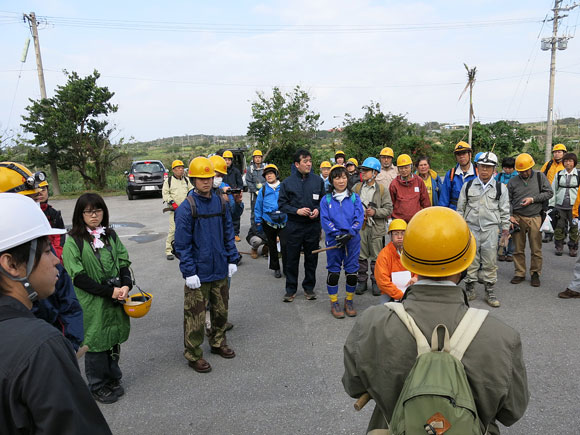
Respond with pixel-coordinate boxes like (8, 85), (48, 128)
(213, 177), (223, 188)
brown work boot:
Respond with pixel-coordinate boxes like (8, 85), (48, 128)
(250, 248), (258, 259)
(505, 255), (514, 262)
(555, 241), (564, 256)
(569, 245), (578, 257)
(498, 255), (506, 262)
(261, 245), (269, 257)
(344, 298), (357, 317)
(510, 276), (525, 284)
(531, 272), (541, 287)
(558, 288), (580, 299)
(330, 301), (345, 319)
(188, 358), (212, 373)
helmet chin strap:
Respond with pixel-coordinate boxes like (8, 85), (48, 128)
(0, 239), (39, 302)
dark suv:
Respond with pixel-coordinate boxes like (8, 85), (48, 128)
(125, 160), (168, 200)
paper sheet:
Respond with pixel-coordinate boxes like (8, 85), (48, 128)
(392, 271), (412, 293)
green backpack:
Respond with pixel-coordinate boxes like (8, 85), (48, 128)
(385, 302), (489, 435)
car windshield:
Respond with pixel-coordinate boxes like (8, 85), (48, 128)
(134, 162), (163, 173)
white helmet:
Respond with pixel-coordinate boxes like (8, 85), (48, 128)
(477, 151), (498, 166)
(0, 193), (66, 251)
(0, 194), (66, 302)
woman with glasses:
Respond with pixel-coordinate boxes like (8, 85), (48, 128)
(62, 193), (133, 404)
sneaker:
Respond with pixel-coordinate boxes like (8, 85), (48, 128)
(107, 379), (125, 397)
(283, 293), (296, 303)
(330, 301), (345, 319)
(531, 272), (541, 287)
(355, 281), (367, 295)
(344, 298), (357, 317)
(558, 288), (580, 299)
(274, 269), (282, 279)
(92, 386), (118, 404)
(305, 292), (317, 300)
(371, 282), (381, 296)
(485, 286), (500, 308)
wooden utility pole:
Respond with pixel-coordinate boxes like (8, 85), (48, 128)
(23, 12), (62, 195)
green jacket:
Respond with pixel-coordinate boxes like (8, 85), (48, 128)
(342, 282), (529, 434)
(63, 234), (131, 352)
(352, 181), (393, 238)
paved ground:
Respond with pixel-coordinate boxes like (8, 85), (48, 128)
(54, 193), (580, 434)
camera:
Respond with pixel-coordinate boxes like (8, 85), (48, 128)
(105, 277), (122, 288)
(509, 223), (521, 234)
(230, 188), (242, 194)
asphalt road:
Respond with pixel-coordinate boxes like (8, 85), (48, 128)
(53, 193), (580, 434)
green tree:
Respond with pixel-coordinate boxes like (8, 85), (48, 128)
(21, 70), (123, 190)
(247, 86), (321, 177)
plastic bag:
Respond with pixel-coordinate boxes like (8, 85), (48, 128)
(540, 215), (553, 233)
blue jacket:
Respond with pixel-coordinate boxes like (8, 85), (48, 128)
(320, 192), (364, 239)
(439, 163), (478, 210)
(255, 183), (287, 227)
(278, 170), (325, 224)
(495, 171), (517, 185)
(32, 262), (84, 351)
(174, 190), (238, 282)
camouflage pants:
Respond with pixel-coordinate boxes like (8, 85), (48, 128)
(183, 278), (229, 362)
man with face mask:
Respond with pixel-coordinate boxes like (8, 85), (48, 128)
(209, 155), (244, 234)
(507, 153), (553, 287)
(162, 160), (192, 260)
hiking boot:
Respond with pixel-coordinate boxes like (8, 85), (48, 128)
(485, 284), (500, 308)
(569, 245), (578, 257)
(498, 255), (506, 262)
(531, 272), (541, 287)
(92, 385), (118, 404)
(344, 298), (357, 317)
(505, 255), (514, 262)
(107, 379), (124, 397)
(371, 281), (381, 296)
(330, 301), (345, 319)
(261, 245), (269, 257)
(542, 232), (553, 243)
(558, 288), (580, 299)
(274, 269), (282, 279)
(555, 241), (564, 256)
(465, 282), (476, 301)
(250, 248), (258, 259)
(225, 322), (234, 331)
(510, 276), (525, 284)
(355, 281), (367, 295)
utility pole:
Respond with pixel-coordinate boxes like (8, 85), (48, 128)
(23, 12), (62, 195)
(542, 0), (578, 162)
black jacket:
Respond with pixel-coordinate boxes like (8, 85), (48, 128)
(278, 169), (325, 223)
(0, 295), (112, 435)
(223, 166), (243, 189)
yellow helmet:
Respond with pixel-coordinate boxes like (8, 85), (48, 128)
(188, 157), (215, 178)
(123, 290), (153, 319)
(388, 219), (407, 233)
(553, 143), (567, 152)
(320, 161), (332, 169)
(252, 150), (263, 157)
(515, 153), (535, 172)
(335, 150), (346, 158)
(401, 207), (476, 277)
(262, 163), (279, 177)
(454, 141), (472, 154)
(171, 159), (185, 169)
(346, 157), (358, 167)
(329, 164), (346, 175)
(396, 154), (413, 167)
(222, 150), (234, 159)
(209, 155), (228, 175)
(0, 162), (44, 195)
(39, 178), (48, 188)
(380, 147), (394, 158)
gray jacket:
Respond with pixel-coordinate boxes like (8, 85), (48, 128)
(457, 177), (511, 231)
(246, 162), (267, 194)
(507, 170), (553, 217)
(343, 282), (529, 434)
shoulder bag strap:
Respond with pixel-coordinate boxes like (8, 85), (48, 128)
(385, 302), (430, 355)
(449, 307), (489, 361)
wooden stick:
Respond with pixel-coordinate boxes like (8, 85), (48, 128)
(311, 245), (338, 254)
(76, 345), (89, 359)
(354, 393), (371, 411)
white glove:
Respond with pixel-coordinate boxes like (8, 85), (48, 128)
(228, 264), (237, 277)
(185, 275), (201, 289)
(573, 218), (579, 226)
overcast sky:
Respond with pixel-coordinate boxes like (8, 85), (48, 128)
(1, 0), (579, 142)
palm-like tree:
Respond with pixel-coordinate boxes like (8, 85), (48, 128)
(459, 64), (477, 146)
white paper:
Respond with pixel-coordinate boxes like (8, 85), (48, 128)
(392, 271), (412, 293)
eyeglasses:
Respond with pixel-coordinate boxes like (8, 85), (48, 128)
(83, 209), (103, 216)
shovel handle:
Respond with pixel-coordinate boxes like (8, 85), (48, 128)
(354, 393), (371, 411)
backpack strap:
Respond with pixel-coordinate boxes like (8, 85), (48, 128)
(449, 308), (489, 361)
(543, 160), (553, 175)
(185, 195), (197, 218)
(350, 192), (357, 204)
(385, 302), (430, 355)
(449, 167), (456, 182)
(168, 176), (172, 189)
(464, 178), (474, 201)
(353, 183), (362, 195)
(495, 180), (502, 201)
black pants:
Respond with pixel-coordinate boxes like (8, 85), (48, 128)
(262, 222), (287, 273)
(85, 345), (122, 391)
(233, 215), (241, 236)
(284, 220), (320, 296)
